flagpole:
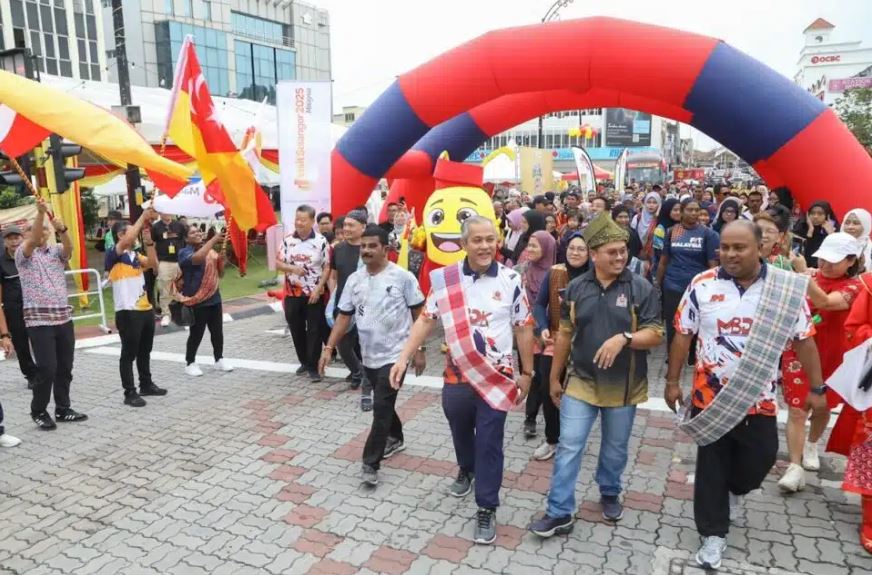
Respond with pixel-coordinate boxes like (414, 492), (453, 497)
(9, 156), (41, 199)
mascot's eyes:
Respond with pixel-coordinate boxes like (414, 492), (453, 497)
(428, 209), (445, 226)
(456, 207), (478, 223)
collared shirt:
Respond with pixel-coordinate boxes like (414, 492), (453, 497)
(337, 262), (424, 368)
(178, 247), (221, 308)
(423, 259), (532, 384)
(151, 220), (187, 263)
(560, 268), (663, 407)
(0, 249), (23, 308)
(280, 230), (329, 297)
(676, 263), (815, 416)
(15, 244), (72, 326)
(105, 249), (152, 312)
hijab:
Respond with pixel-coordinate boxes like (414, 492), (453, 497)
(713, 197), (742, 233)
(506, 207), (529, 230)
(845, 208), (872, 267)
(633, 192), (660, 244)
(524, 230), (556, 303)
(563, 232), (590, 280)
(522, 209), (546, 235)
(656, 198), (680, 231)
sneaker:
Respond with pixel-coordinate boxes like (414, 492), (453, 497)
(529, 514), (574, 537)
(160, 316), (171, 327)
(140, 384), (167, 396)
(802, 442), (820, 471)
(778, 463), (806, 492)
(448, 469), (474, 497)
(185, 363), (204, 377)
(32, 411), (56, 430)
(601, 495), (624, 522)
(295, 365), (308, 375)
(473, 508), (497, 545)
(695, 535), (727, 570)
(361, 393), (373, 412)
(383, 437), (405, 459)
(55, 408), (88, 423)
(215, 359), (234, 372)
(729, 492), (744, 523)
(524, 420), (537, 439)
(124, 393), (147, 408)
(348, 378), (361, 391)
(308, 370), (322, 383)
(0, 434), (21, 448)
(532, 441), (556, 461)
(361, 464), (378, 487)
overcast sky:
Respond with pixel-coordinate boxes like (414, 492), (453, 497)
(310, 0), (872, 151)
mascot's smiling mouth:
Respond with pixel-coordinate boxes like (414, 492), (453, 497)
(432, 232), (462, 253)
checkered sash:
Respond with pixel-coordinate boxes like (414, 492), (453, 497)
(678, 266), (808, 445)
(431, 263), (519, 412)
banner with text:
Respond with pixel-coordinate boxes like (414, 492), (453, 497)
(277, 81), (332, 229)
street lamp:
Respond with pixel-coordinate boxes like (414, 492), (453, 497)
(537, 0), (574, 150)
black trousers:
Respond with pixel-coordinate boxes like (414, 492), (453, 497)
(525, 353), (561, 445)
(144, 269), (158, 312)
(185, 304), (224, 364)
(284, 296), (324, 371)
(5, 305), (37, 382)
(115, 309), (155, 393)
(0, 399), (5, 435)
(27, 321), (75, 414)
(362, 364), (404, 470)
(694, 415), (778, 537)
(663, 288), (697, 364)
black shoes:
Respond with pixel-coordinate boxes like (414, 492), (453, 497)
(140, 384), (168, 396)
(524, 420), (537, 439)
(55, 408), (88, 422)
(32, 411), (57, 430)
(309, 370), (323, 383)
(124, 393), (147, 408)
(295, 365), (308, 375)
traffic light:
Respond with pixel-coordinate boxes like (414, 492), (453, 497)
(45, 134), (84, 193)
(0, 152), (25, 187)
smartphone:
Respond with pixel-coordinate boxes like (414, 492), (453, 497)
(791, 236), (803, 256)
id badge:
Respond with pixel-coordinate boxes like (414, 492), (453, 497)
(168, 244), (176, 255)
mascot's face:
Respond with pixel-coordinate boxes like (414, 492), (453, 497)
(423, 186), (496, 266)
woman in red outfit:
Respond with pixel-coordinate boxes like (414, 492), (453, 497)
(778, 233), (862, 492)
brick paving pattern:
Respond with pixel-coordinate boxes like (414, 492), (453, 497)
(0, 310), (870, 574)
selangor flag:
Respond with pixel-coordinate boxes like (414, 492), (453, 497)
(0, 104), (49, 157)
(164, 36), (275, 231)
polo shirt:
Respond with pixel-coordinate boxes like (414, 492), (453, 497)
(280, 230), (329, 297)
(423, 259), (532, 384)
(675, 263), (815, 416)
(330, 241), (362, 306)
(15, 244), (72, 326)
(0, 249), (24, 309)
(662, 224), (719, 293)
(560, 268), (663, 407)
(105, 249), (152, 312)
(151, 220), (187, 263)
(178, 246), (221, 308)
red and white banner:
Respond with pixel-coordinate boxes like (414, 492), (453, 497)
(0, 104), (49, 157)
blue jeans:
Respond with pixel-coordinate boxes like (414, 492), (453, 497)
(546, 395), (637, 518)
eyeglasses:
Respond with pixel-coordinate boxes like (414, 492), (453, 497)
(601, 248), (628, 258)
(566, 246), (587, 254)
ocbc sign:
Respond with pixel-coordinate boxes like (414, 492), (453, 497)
(811, 55), (841, 64)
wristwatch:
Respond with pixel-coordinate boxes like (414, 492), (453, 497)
(622, 331), (634, 343)
(810, 384), (828, 396)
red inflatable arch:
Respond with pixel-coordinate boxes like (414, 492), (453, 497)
(333, 17), (872, 217)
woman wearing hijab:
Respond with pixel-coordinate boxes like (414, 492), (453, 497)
(611, 205), (643, 261)
(510, 210), (546, 266)
(651, 198), (681, 283)
(793, 200), (839, 268)
(631, 192), (661, 261)
(713, 197), (742, 234)
(843, 208), (872, 272)
(530, 233), (590, 461)
(500, 207), (529, 264)
(516, 230), (557, 442)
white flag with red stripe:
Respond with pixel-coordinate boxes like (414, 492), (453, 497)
(0, 104), (50, 157)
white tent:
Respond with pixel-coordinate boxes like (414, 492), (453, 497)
(483, 153), (518, 183)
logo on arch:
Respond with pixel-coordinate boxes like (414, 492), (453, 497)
(811, 55), (841, 64)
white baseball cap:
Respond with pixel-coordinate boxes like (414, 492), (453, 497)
(812, 232), (861, 264)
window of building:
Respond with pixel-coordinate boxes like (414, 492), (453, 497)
(183, 0), (192, 18)
(164, 0), (174, 16)
(156, 21), (229, 96)
(231, 11), (291, 47)
(344, 112), (354, 122)
(232, 38), (295, 104)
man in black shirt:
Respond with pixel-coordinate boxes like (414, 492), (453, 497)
(317, 212), (334, 243)
(330, 210), (370, 410)
(0, 225), (38, 388)
(151, 213), (188, 327)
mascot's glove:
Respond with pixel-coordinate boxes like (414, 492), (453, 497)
(411, 226), (426, 250)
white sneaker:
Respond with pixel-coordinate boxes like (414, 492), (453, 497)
(728, 492), (743, 523)
(802, 442), (820, 471)
(215, 359), (234, 372)
(160, 316), (171, 327)
(0, 434), (21, 448)
(185, 363), (204, 377)
(532, 440), (556, 461)
(778, 463), (806, 492)
(695, 536), (727, 570)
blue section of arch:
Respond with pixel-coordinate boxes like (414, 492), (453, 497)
(411, 113), (488, 163)
(683, 42), (826, 165)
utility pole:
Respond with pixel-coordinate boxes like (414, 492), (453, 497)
(111, 0), (143, 222)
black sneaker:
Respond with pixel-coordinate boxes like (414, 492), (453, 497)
(524, 420), (537, 438)
(295, 365), (308, 375)
(309, 370), (323, 383)
(360, 393), (373, 412)
(473, 508), (497, 545)
(345, 373), (354, 383)
(448, 469), (474, 497)
(528, 514), (574, 537)
(32, 411), (56, 430)
(124, 393), (147, 408)
(55, 408), (88, 423)
(361, 464), (378, 487)
(601, 495), (624, 522)
(140, 384), (167, 396)
(348, 379), (361, 390)
(383, 437), (405, 459)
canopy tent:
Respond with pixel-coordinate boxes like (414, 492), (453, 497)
(561, 164), (613, 181)
(483, 153), (518, 183)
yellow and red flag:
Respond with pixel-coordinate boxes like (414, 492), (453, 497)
(164, 36), (276, 231)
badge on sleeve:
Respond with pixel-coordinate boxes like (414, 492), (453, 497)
(616, 293), (628, 308)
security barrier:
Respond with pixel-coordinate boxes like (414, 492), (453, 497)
(66, 268), (111, 334)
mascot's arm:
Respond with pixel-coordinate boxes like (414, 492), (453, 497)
(411, 226), (426, 251)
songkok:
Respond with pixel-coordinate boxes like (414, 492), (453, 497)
(347, 209), (368, 224)
(583, 215), (629, 250)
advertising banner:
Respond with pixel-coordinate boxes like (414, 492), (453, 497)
(673, 168), (706, 181)
(153, 181), (224, 218)
(571, 146), (596, 192)
(605, 108), (651, 147)
(519, 147), (553, 194)
(277, 81), (332, 229)
(613, 148), (629, 193)
(828, 76), (872, 93)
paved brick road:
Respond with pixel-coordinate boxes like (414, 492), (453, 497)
(1, 310), (870, 574)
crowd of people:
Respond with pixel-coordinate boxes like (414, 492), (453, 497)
(1, 180), (871, 570)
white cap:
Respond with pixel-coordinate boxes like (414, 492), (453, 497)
(812, 232), (861, 264)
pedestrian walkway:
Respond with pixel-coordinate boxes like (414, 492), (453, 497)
(0, 313), (869, 574)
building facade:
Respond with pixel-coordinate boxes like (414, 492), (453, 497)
(0, 0), (108, 82)
(794, 18), (872, 107)
(332, 104), (366, 127)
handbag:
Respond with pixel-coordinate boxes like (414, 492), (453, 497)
(169, 300), (195, 327)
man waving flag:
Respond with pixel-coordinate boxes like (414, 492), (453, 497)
(164, 36), (276, 231)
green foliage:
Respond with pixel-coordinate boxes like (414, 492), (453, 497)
(0, 187), (32, 210)
(80, 187), (99, 230)
(834, 88), (872, 154)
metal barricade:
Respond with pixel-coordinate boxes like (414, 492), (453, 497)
(65, 268), (111, 334)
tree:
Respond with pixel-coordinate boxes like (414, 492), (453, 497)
(0, 187), (32, 210)
(80, 187), (99, 231)
(834, 88), (872, 155)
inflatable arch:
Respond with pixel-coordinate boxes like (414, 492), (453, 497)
(332, 17), (872, 217)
